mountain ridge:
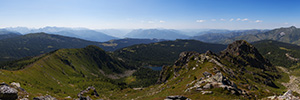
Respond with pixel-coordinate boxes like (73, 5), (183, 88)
(4, 26), (118, 42)
(222, 26), (300, 44)
(0, 45), (133, 99)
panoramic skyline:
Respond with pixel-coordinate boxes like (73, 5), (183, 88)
(0, 0), (299, 29)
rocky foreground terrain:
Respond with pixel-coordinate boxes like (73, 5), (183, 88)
(0, 82), (100, 100)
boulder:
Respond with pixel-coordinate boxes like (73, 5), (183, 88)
(20, 98), (29, 100)
(33, 95), (57, 100)
(201, 91), (213, 94)
(10, 82), (21, 88)
(165, 95), (191, 100)
(0, 85), (18, 100)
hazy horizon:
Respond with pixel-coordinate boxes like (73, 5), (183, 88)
(1, 0), (299, 29)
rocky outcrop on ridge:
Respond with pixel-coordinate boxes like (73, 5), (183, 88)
(186, 72), (246, 95)
(220, 40), (274, 71)
(266, 90), (300, 100)
(77, 86), (99, 99)
(157, 40), (281, 99)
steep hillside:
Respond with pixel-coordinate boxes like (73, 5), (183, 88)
(114, 39), (227, 66)
(125, 29), (189, 40)
(222, 26), (300, 44)
(253, 40), (300, 68)
(0, 45), (133, 99)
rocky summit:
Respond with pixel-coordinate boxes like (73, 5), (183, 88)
(220, 40), (274, 71)
(156, 40), (285, 99)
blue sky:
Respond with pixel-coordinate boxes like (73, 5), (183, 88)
(0, 0), (299, 29)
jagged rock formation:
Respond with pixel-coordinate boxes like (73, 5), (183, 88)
(186, 72), (246, 95)
(220, 40), (274, 70)
(157, 40), (282, 99)
(220, 40), (280, 88)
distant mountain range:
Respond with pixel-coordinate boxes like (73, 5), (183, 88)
(0, 32), (164, 62)
(192, 29), (268, 43)
(7, 26), (290, 43)
(96, 29), (132, 38)
(222, 26), (300, 44)
(4, 26), (118, 42)
(125, 29), (190, 40)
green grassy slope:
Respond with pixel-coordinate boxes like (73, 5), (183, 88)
(253, 40), (300, 68)
(0, 45), (133, 99)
